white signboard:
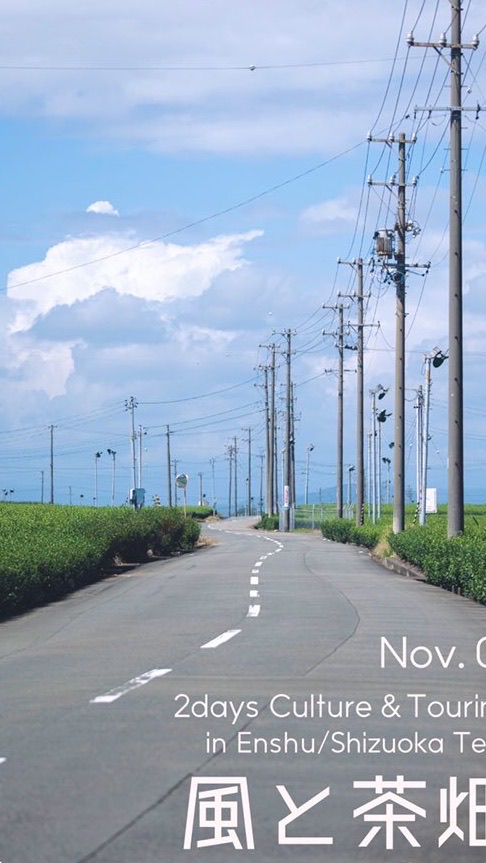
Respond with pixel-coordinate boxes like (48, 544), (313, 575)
(425, 487), (438, 513)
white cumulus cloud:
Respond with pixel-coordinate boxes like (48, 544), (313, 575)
(4, 227), (263, 396)
(86, 200), (120, 216)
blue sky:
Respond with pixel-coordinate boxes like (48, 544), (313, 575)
(0, 0), (485, 510)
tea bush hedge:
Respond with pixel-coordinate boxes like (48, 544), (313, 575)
(321, 518), (382, 549)
(388, 518), (486, 603)
(321, 510), (486, 605)
(0, 503), (201, 617)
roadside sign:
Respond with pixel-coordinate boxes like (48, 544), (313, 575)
(175, 473), (189, 489)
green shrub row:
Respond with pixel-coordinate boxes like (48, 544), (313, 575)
(321, 511), (486, 605)
(388, 521), (486, 603)
(255, 513), (280, 531)
(0, 504), (201, 617)
(321, 518), (382, 549)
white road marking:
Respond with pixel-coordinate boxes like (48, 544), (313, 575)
(254, 561), (263, 567)
(0, 758), (6, 765)
(250, 590), (260, 598)
(91, 668), (172, 704)
(251, 568), (260, 574)
(250, 576), (259, 585)
(200, 629), (241, 649)
(247, 604), (261, 617)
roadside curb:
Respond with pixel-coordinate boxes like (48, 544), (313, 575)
(372, 552), (427, 582)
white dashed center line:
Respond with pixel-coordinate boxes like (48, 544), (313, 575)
(200, 629), (241, 649)
(91, 668), (172, 704)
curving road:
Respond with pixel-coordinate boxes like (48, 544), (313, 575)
(0, 518), (484, 862)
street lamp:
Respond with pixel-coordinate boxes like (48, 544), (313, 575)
(305, 443), (314, 505)
(347, 465), (355, 507)
(107, 448), (117, 506)
(420, 347), (447, 525)
(370, 385), (389, 523)
(94, 451), (102, 507)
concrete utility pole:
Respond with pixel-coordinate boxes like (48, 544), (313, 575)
(166, 426), (172, 506)
(138, 425), (147, 488)
(337, 305), (344, 518)
(125, 396), (138, 490)
(260, 343), (277, 515)
(370, 131), (421, 533)
(407, 6), (480, 536)
(355, 259), (365, 525)
(173, 459), (178, 506)
(282, 329), (293, 532)
(394, 132), (407, 534)
(198, 471), (203, 506)
(233, 436), (238, 516)
(269, 344), (276, 515)
(415, 387), (424, 512)
(243, 427), (252, 516)
(227, 444), (233, 517)
(49, 424), (56, 504)
(257, 452), (264, 514)
(261, 364), (272, 515)
(323, 305), (348, 519)
(338, 258), (368, 526)
(210, 457), (216, 515)
(259, 366), (272, 515)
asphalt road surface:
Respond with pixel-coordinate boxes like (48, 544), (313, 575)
(0, 517), (485, 862)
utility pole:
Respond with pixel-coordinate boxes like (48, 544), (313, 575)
(125, 396), (138, 490)
(261, 364), (272, 515)
(337, 304), (344, 519)
(370, 131), (423, 532)
(173, 459), (178, 506)
(210, 457), (216, 515)
(323, 305), (348, 519)
(291, 382), (297, 508)
(233, 436), (238, 516)
(355, 259), (365, 525)
(138, 425), (147, 488)
(243, 427), (252, 516)
(269, 344), (276, 515)
(282, 329), (293, 531)
(166, 426), (172, 506)
(338, 258), (368, 526)
(198, 471), (203, 506)
(394, 132), (407, 534)
(260, 343), (277, 515)
(407, 7), (480, 536)
(415, 387), (424, 512)
(448, 2), (464, 536)
(49, 424), (56, 504)
(40, 470), (45, 504)
(257, 452), (264, 515)
(227, 444), (233, 517)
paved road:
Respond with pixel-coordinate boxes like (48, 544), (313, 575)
(0, 518), (485, 862)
